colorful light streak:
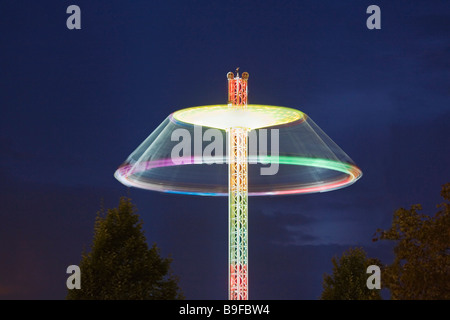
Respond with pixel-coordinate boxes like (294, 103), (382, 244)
(114, 156), (362, 196)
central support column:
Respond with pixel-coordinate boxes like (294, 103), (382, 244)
(227, 69), (249, 300)
(228, 127), (249, 300)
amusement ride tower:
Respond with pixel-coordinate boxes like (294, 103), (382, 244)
(115, 70), (362, 300)
(227, 69), (249, 300)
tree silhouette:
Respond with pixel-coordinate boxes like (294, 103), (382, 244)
(67, 197), (183, 300)
(373, 183), (450, 300)
(321, 247), (382, 300)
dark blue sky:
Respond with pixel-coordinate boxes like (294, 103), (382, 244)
(0, 1), (449, 299)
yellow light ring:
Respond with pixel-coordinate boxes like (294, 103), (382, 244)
(171, 105), (305, 130)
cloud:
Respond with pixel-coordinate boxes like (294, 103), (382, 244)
(251, 208), (319, 246)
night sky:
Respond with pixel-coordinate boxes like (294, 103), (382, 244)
(1, 1), (449, 300)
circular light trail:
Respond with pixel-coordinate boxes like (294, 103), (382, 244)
(114, 155), (362, 196)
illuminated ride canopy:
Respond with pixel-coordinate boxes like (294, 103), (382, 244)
(114, 104), (362, 196)
(115, 71), (362, 301)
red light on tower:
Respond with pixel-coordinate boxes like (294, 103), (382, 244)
(228, 68), (249, 107)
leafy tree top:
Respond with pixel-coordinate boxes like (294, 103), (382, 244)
(374, 183), (450, 300)
(67, 197), (183, 300)
(321, 247), (382, 300)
